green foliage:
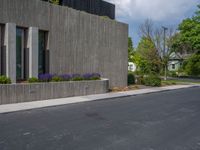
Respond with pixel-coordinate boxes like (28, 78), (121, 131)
(135, 75), (144, 85)
(72, 77), (84, 81)
(90, 77), (101, 80)
(183, 53), (200, 76)
(134, 37), (161, 75)
(51, 76), (63, 82)
(0, 76), (11, 84)
(172, 5), (200, 53)
(49, 0), (60, 5)
(128, 37), (135, 62)
(128, 72), (135, 85)
(162, 80), (177, 86)
(28, 77), (39, 83)
(143, 75), (161, 87)
(168, 71), (178, 77)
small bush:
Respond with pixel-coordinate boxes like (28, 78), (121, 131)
(71, 74), (84, 81)
(72, 77), (84, 81)
(91, 73), (101, 80)
(83, 73), (101, 80)
(184, 54), (200, 76)
(37, 73), (101, 82)
(90, 76), (100, 80)
(38, 73), (54, 82)
(143, 75), (161, 87)
(0, 76), (11, 84)
(28, 77), (39, 83)
(51, 76), (63, 82)
(135, 75), (144, 85)
(168, 71), (178, 77)
(60, 74), (71, 81)
(128, 72), (135, 85)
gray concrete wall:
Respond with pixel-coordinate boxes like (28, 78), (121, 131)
(5, 23), (16, 83)
(0, 0), (128, 87)
(28, 27), (39, 78)
(0, 79), (109, 105)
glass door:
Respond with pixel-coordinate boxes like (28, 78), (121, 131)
(16, 28), (24, 81)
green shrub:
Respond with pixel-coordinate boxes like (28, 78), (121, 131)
(135, 75), (144, 85)
(0, 76), (11, 84)
(128, 72), (135, 85)
(143, 75), (161, 87)
(51, 76), (63, 82)
(184, 54), (200, 76)
(72, 77), (84, 81)
(28, 77), (39, 83)
(168, 71), (178, 77)
(90, 77), (100, 80)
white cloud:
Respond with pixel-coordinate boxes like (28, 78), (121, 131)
(106, 0), (199, 21)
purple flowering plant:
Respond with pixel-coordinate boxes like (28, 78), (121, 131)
(71, 74), (84, 81)
(33, 73), (101, 83)
(38, 73), (55, 82)
(59, 74), (72, 81)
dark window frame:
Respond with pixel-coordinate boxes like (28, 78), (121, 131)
(38, 30), (49, 74)
(172, 64), (175, 69)
(16, 27), (28, 81)
(0, 24), (6, 76)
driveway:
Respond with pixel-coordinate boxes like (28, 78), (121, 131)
(0, 87), (200, 150)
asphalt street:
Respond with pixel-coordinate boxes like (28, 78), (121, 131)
(0, 87), (200, 150)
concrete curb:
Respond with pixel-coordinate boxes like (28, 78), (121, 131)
(0, 84), (199, 114)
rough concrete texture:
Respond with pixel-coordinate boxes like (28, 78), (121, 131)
(0, 79), (109, 105)
(28, 27), (39, 78)
(0, 0), (128, 87)
(5, 23), (16, 83)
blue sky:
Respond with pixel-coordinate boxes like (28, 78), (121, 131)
(105, 0), (199, 47)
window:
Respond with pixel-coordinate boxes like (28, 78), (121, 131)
(38, 31), (49, 74)
(0, 24), (5, 75)
(16, 27), (28, 81)
(172, 64), (175, 69)
(0, 25), (2, 75)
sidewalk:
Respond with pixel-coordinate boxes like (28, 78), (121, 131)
(0, 84), (199, 114)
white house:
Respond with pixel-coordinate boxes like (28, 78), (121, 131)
(128, 62), (136, 72)
(168, 52), (183, 71)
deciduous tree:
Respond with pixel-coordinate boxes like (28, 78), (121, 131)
(172, 5), (200, 53)
(134, 37), (161, 74)
(128, 37), (135, 62)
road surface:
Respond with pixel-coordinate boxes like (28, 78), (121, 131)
(0, 87), (200, 150)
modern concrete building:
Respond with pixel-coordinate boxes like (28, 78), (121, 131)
(0, 0), (128, 87)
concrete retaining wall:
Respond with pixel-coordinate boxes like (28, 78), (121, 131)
(0, 79), (109, 105)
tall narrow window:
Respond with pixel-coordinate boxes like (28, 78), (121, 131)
(38, 31), (48, 74)
(0, 24), (5, 76)
(16, 27), (27, 81)
(0, 25), (2, 75)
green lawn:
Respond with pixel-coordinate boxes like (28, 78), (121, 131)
(162, 79), (200, 86)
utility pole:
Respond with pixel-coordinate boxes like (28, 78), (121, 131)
(162, 26), (168, 81)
